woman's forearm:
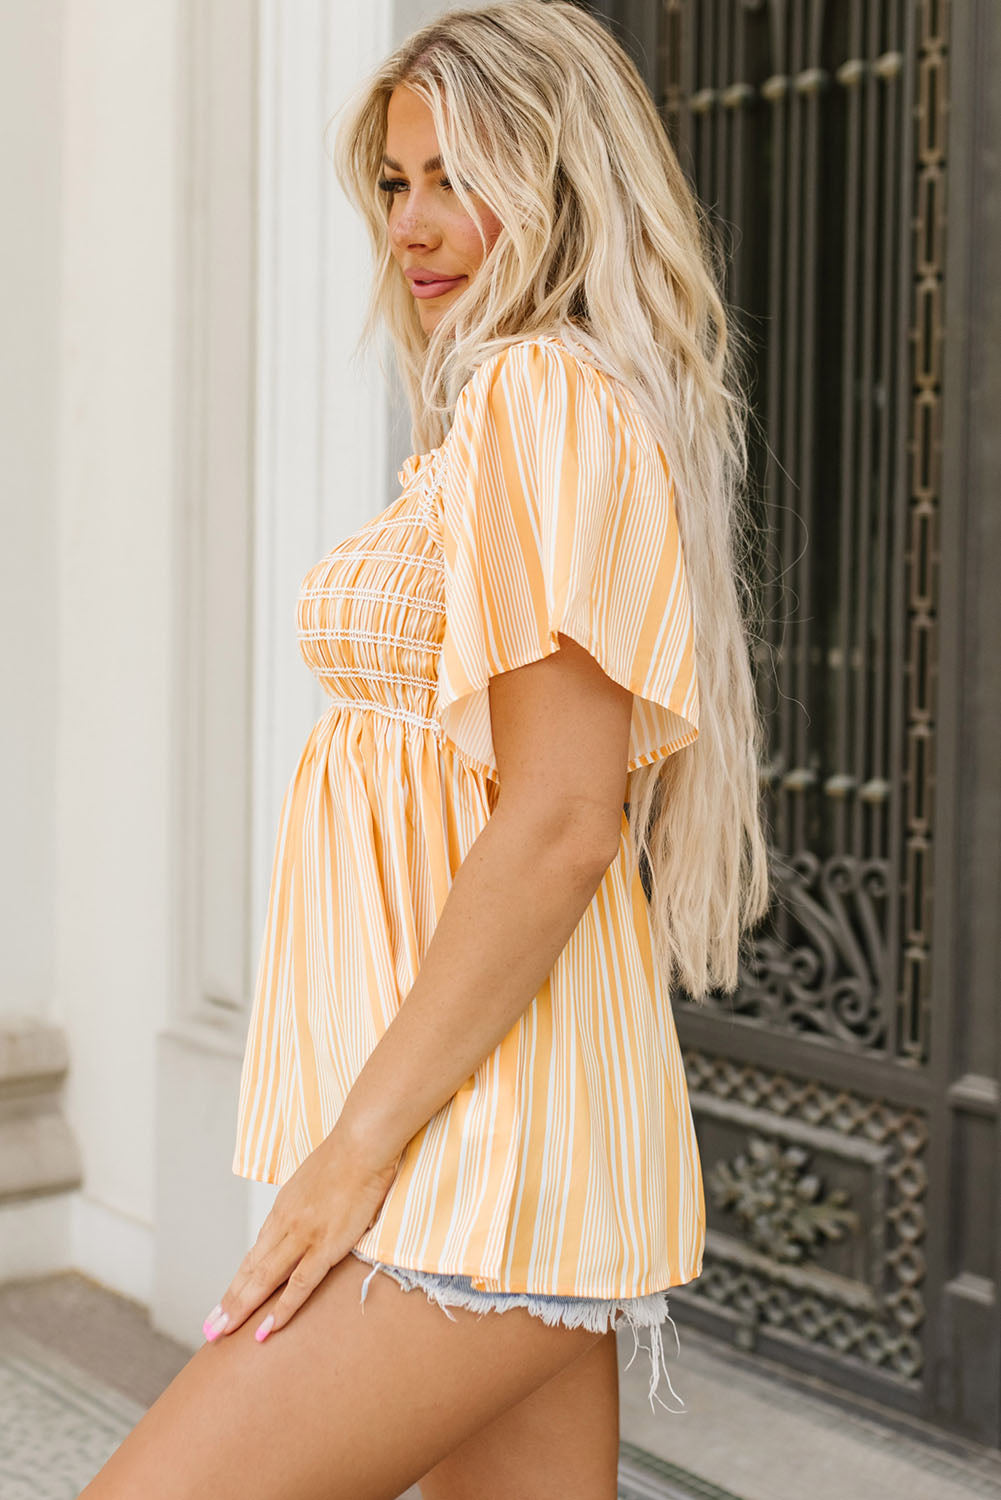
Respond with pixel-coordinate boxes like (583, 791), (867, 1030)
(333, 800), (615, 1171)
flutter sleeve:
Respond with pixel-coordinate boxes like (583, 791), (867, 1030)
(434, 338), (700, 784)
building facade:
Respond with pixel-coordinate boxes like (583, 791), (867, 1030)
(1, 0), (998, 1477)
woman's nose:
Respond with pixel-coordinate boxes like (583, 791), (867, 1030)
(391, 199), (438, 249)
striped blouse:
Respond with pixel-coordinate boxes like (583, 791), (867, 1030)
(232, 333), (706, 1298)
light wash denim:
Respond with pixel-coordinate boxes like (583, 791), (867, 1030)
(350, 1248), (684, 1414)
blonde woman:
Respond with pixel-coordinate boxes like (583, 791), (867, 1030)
(81, 3), (769, 1497)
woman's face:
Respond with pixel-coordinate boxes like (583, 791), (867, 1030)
(381, 85), (502, 334)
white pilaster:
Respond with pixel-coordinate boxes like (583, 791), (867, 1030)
(154, 0), (396, 1344)
(251, 0), (392, 966)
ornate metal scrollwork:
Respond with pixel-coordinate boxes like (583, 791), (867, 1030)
(680, 1052), (928, 1385)
(696, 850), (890, 1051)
(708, 1134), (860, 1263)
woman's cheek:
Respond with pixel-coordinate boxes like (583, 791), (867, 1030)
(456, 203), (501, 259)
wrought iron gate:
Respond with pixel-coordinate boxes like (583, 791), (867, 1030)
(585, 0), (1001, 1449)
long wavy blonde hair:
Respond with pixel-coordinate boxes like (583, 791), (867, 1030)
(331, 0), (771, 1001)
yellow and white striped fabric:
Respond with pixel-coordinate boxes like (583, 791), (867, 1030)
(232, 335), (706, 1297)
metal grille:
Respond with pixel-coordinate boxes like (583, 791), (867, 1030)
(681, 1049), (928, 1386)
(583, 0), (961, 1424)
(644, 0), (948, 1065)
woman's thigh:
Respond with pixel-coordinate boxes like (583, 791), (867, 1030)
(78, 1250), (605, 1500)
(416, 1327), (620, 1500)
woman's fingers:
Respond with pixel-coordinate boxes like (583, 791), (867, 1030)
(201, 1134), (402, 1347)
(203, 1230), (297, 1340)
(256, 1247), (337, 1341)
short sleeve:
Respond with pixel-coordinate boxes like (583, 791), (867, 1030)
(434, 338), (700, 784)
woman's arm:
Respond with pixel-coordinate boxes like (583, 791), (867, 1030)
(335, 630), (635, 1171)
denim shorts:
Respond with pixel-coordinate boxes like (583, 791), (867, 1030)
(350, 1248), (684, 1414)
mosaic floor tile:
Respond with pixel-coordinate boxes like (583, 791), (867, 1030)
(0, 1327), (145, 1498)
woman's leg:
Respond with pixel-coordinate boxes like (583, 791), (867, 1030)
(416, 1327), (619, 1500)
(77, 1250), (605, 1500)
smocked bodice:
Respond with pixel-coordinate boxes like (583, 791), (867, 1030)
(295, 448), (447, 733)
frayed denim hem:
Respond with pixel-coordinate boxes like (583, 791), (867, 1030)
(349, 1248), (684, 1416)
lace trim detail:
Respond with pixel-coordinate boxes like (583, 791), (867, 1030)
(300, 586), (445, 616)
(371, 513), (433, 531)
(397, 445), (446, 539)
(397, 446), (444, 491)
(321, 548), (443, 573)
(311, 665), (438, 691)
(298, 627), (442, 656)
(323, 696), (442, 732)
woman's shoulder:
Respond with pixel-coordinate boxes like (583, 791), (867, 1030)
(450, 330), (642, 438)
(435, 332), (675, 537)
(458, 329), (612, 393)
(446, 331), (664, 485)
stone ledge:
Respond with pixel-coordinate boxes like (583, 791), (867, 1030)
(0, 1020), (82, 1203)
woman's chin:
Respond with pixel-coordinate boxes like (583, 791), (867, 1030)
(418, 308), (447, 336)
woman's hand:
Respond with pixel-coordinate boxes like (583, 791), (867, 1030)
(202, 1130), (402, 1344)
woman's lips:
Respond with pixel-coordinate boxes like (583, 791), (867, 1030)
(408, 275), (467, 299)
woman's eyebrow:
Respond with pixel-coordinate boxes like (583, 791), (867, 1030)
(381, 153), (444, 173)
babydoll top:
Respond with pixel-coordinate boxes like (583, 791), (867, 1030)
(232, 333), (705, 1298)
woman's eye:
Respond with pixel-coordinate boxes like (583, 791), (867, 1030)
(376, 177), (454, 195)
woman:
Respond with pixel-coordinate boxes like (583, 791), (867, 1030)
(81, 3), (769, 1497)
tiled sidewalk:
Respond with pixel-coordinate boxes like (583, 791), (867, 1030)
(2, 1271), (999, 1500)
(2, 1329), (147, 1499)
(620, 1328), (1001, 1500)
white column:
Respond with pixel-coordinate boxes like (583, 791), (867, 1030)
(46, 0), (179, 1301)
(251, 0), (393, 970)
(241, 0), (397, 1255)
(154, 0), (396, 1345)
(0, 0), (75, 1277)
(0, 0), (60, 1027)
(152, 0), (261, 1339)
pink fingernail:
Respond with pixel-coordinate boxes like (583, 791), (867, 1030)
(255, 1313), (275, 1342)
(203, 1306), (229, 1341)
